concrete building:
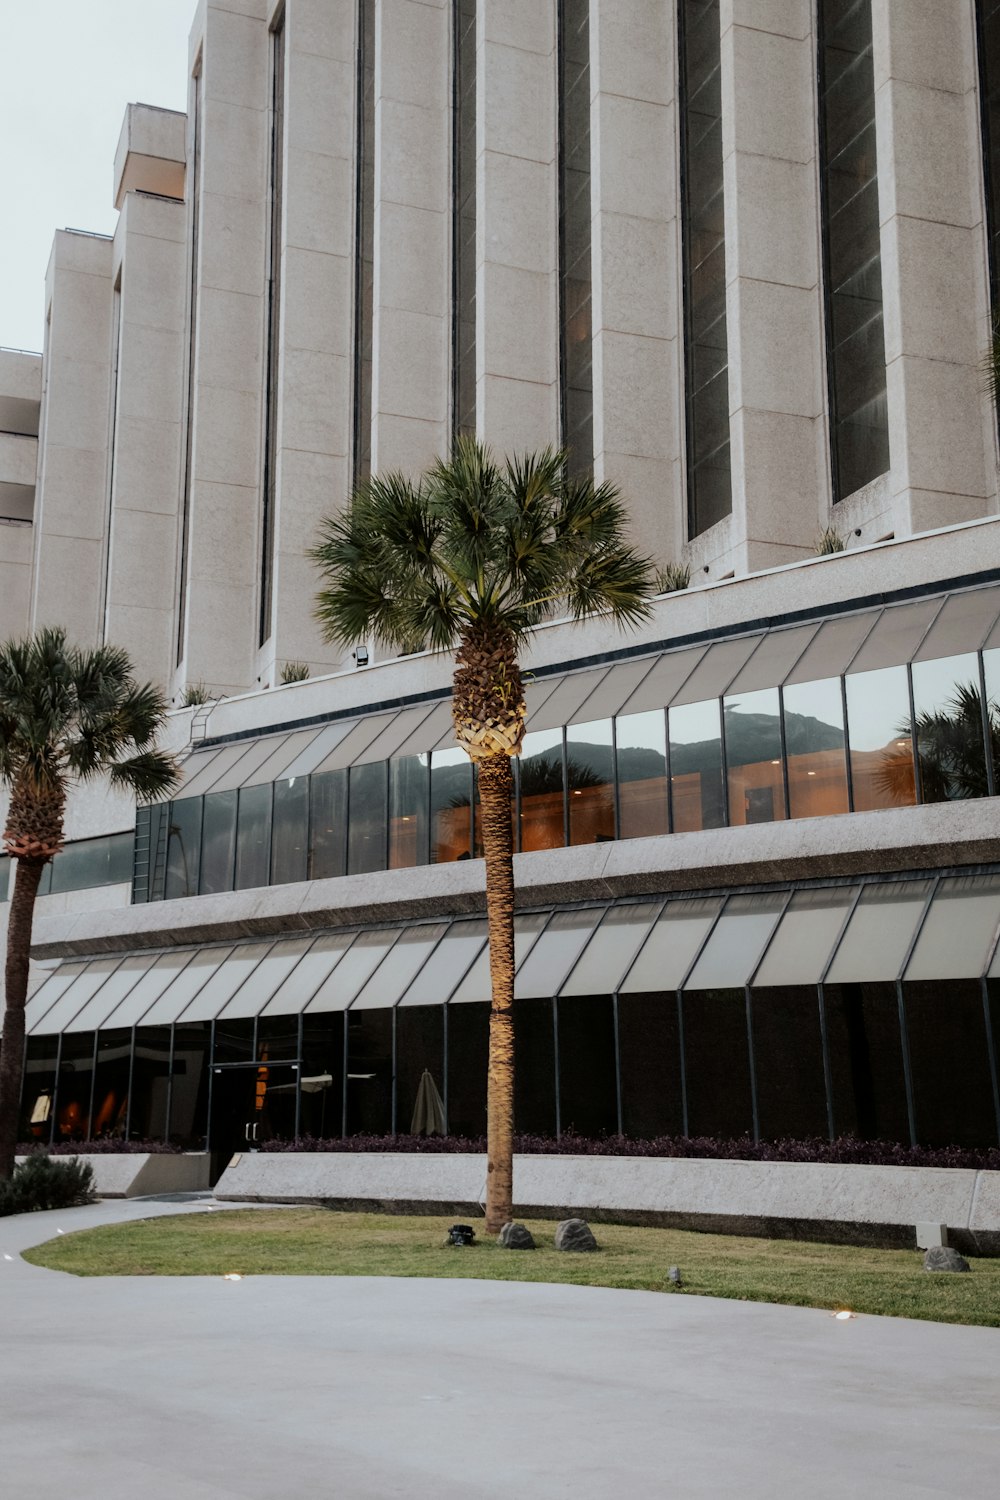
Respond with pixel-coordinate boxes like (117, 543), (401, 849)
(4, 0), (1000, 1173)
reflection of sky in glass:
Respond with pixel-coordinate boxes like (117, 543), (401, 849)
(615, 710), (666, 757)
(845, 666), (911, 751)
(723, 687), (781, 765)
(522, 727), (564, 760)
(911, 652), (981, 715)
(669, 698), (721, 747)
(782, 678), (844, 731)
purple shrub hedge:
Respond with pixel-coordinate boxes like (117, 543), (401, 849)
(258, 1131), (1000, 1171)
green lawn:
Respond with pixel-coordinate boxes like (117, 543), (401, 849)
(22, 1209), (1000, 1327)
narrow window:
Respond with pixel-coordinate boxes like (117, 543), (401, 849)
(101, 274), (123, 638)
(260, 15), (285, 645)
(818, 0), (889, 501)
(558, 0), (594, 477)
(353, 0), (376, 487)
(679, 0), (731, 537)
(452, 0), (477, 440)
(177, 62), (202, 665)
(977, 2), (1000, 317)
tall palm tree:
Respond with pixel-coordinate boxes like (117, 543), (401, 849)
(0, 630), (179, 1179)
(313, 438), (654, 1230)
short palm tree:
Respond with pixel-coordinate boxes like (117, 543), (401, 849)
(0, 630), (179, 1179)
(313, 438), (654, 1230)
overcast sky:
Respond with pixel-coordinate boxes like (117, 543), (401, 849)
(1, 1), (195, 353)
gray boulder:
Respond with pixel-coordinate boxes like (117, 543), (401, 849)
(498, 1221), (535, 1250)
(554, 1218), (598, 1252)
(923, 1246), (970, 1273)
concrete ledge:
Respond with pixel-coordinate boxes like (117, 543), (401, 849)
(15, 1153), (210, 1198)
(213, 1152), (1000, 1253)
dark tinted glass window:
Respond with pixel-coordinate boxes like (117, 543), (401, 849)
(823, 981), (909, 1141)
(977, 2), (1000, 318)
(130, 1026), (171, 1141)
(751, 986), (829, 1140)
(559, 0), (593, 475)
(396, 1006), (445, 1133)
(345, 1008), (392, 1134)
(819, 0), (889, 499)
(200, 790), (238, 894)
(617, 992), (684, 1138)
(904, 979), (998, 1147)
(310, 769), (347, 880)
(680, 0), (731, 535)
(446, 1002), (488, 1137)
(92, 1027), (131, 1140)
(682, 989), (753, 1138)
(514, 996), (557, 1135)
(20, 1036), (59, 1145)
(271, 775), (309, 886)
(453, 0), (477, 437)
(430, 749), (473, 863)
(300, 1013), (345, 1138)
(348, 761), (388, 874)
(165, 797), (203, 900)
(170, 1021), (211, 1149)
(557, 995), (617, 1136)
(519, 730), (565, 851)
(353, 0), (376, 484)
(235, 784), (273, 891)
(55, 1032), (95, 1143)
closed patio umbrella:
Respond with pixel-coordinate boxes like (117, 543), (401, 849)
(410, 1069), (446, 1136)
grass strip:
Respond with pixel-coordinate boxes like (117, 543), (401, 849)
(23, 1210), (1000, 1328)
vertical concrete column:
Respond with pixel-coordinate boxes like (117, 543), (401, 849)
(370, 0), (451, 475)
(590, 0), (683, 562)
(269, 0), (357, 678)
(181, 0), (269, 696)
(720, 0), (826, 573)
(31, 230), (114, 644)
(103, 194), (188, 687)
(477, 0), (560, 451)
(872, 0), (994, 536)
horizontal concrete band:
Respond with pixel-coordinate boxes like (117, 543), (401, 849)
(15, 1153), (210, 1198)
(212, 1152), (1000, 1254)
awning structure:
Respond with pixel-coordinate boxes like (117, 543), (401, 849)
(169, 582), (1000, 797)
(25, 872), (1000, 1037)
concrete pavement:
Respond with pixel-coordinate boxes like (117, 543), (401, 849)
(2, 1197), (998, 1498)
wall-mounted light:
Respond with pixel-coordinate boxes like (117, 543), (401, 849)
(353, 645), (370, 668)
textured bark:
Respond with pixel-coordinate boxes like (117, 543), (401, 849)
(453, 624), (525, 760)
(4, 773), (66, 861)
(0, 857), (45, 1180)
(478, 753), (516, 1232)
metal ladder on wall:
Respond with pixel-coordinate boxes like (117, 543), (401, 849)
(133, 696), (219, 902)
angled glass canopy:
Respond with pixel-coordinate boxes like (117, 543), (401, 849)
(825, 880), (934, 984)
(619, 896), (723, 993)
(753, 886), (858, 988)
(684, 892), (788, 990)
(903, 875), (1000, 981)
(397, 919), (488, 1006)
(559, 901), (663, 996)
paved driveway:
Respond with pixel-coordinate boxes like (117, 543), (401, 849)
(2, 1198), (998, 1499)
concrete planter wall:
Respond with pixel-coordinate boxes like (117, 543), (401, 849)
(16, 1152), (211, 1199)
(214, 1151), (1000, 1253)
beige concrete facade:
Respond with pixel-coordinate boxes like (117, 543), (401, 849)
(3, 0), (1000, 691)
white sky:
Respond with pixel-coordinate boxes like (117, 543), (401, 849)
(1, 0), (196, 354)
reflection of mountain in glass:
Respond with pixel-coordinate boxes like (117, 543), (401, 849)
(670, 710), (845, 774)
(878, 682), (999, 803)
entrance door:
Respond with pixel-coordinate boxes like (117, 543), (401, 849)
(209, 1061), (299, 1182)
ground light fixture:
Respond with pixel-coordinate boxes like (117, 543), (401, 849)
(223, 1273), (243, 1281)
(831, 1310), (856, 1320)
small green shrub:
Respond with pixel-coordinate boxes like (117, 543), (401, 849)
(0, 1153), (97, 1217)
(654, 562), (691, 594)
(816, 527), (846, 555)
(182, 682), (211, 707)
(280, 660), (311, 684)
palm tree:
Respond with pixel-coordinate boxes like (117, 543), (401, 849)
(876, 682), (999, 804)
(0, 630), (179, 1179)
(313, 438), (654, 1231)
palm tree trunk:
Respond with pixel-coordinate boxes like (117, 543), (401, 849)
(0, 857), (45, 1180)
(478, 753), (516, 1232)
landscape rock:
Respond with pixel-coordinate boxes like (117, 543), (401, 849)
(554, 1217), (598, 1252)
(923, 1246), (970, 1273)
(498, 1222), (535, 1250)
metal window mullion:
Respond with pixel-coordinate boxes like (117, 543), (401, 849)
(675, 895), (730, 1136)
(894, 877), (940, 1147)
(391, 1008), (398, 1137)
(85, 1031), (99, 1143)
(840, 673), (856, 811)
(980, 976), (1000, 1146)
(979, 650), (996, 797)
(164, 1024), (175, 1146)
(49, 1033), (63, 1147)
(442, 1004), (449, 1135)
(718, 697), (731, 827)
(124, 1026), (136, 1141)
(294, 1012), (303, 1139)
(612, 992), (623, 1136)
(663, 708), (674, 834)
(906, 663), (923, 805)
(205, 1019), (217, 1152)
(561, 728), (570, 848)
(777, 685), (792, 820)
(341, 1010), (349, 1138)
(549, 992), (561, 1139)
(611, 715), (621, 841)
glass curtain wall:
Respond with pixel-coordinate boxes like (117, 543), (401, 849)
(260, 14), (285, 645)
(680, 0), (731, 536)
(452, 0), (477, 439)
(818, 0), (890, 500)
(558, 0), (594, 476)
(353, 0), (377, 486)
(977, 1), (1000, 319)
